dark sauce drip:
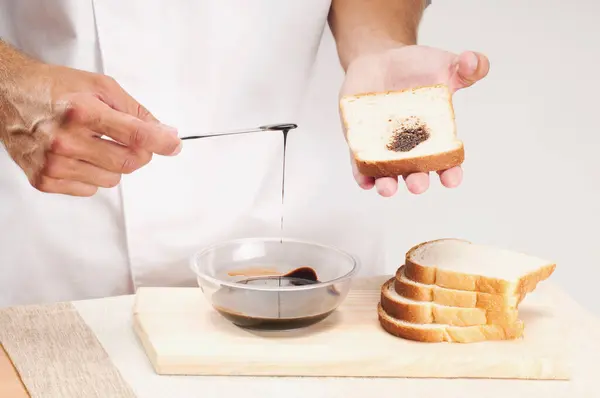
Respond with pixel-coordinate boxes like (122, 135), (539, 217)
(280, 129), (289, 242)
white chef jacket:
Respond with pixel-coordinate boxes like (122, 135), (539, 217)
(0, 0), (390, 307)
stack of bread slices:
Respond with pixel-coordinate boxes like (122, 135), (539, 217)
(378, 238), (556, 343)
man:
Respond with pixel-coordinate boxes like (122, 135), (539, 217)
(0, 0), (488, 307)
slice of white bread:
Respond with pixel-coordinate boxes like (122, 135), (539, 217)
(394, 266), (522, 310)
(377, 302), (525, 343)
(380, 278), (519, 327)
(404, 239), (556, 295)
(339, 84), (464, 178)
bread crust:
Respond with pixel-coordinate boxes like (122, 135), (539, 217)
(394, 266), (522, 310)
(354, 144), (464, 178)
(380, 278), (518, 327)
(377, 303), (525, 343)
(340, 84), (463, 178)
(404, 239), (557, 295)
(340, 84), (452, 103)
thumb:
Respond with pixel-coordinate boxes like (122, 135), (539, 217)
(96, 75), (180, 156)
(448, 51), (490, 93)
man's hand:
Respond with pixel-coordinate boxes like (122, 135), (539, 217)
(340, 45), (490, 197)
(0, 42), (181, 197)
(328, 0), (490, 197)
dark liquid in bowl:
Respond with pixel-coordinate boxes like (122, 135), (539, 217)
(213, 267), (339, 330)
(215, 308), (335, 329)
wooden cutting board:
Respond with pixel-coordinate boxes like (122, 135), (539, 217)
(133, 275), (571, 379)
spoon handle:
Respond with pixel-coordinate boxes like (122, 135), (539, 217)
(180, 123), (298, 140)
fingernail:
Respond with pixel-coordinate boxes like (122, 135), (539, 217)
(170, 141), (182, 156)
(159, 123), (179, 136)
(466, 52), (478, 71)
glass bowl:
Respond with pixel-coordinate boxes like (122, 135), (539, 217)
(189, 237), (360, 329)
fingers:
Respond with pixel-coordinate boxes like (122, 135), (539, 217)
(349, 154), (399, 196)
(91, 105), (181, 156)
(17, 71), (179, 198)
(63, 94), (182, 156)
(32, 133), (153, 196)
(99, 76), (160, 123)
(449, 51), (490, 92)
(33, 176), (99, 197)
(350, 155), (375, 190)
(375, 177), (398, 197)
(437, 166), (463, 188)
(43, 153), (121, 188)
(402, 172), (430, 194)
(355, 174), (375, 190)
(52, 130), (152, 174)
(35, 93), (172, 197)
(402, 167), (462, 193)
(99, 108), (182, 156)
(354, 168), (462, 197)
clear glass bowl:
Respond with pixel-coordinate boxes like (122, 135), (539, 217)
(189, 237), (360, 329)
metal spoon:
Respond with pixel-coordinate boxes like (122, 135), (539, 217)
(180, 123), (298, 140)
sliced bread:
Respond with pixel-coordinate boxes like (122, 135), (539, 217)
(404, 239), (556, 295)
(380, 278), (518, 327)
(339, 84), (464, 178)
(394, 266), (522, 310)
(377, 303), (525, 343)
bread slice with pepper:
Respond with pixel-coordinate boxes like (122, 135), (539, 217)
(339, 84), (463, 178)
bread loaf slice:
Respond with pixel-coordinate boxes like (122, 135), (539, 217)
(377, 303), (525, 343)
(339, 84), (463, 178)
(381, 278), (518, 327)
(394, 266), (522, 310)
(404, 239), (556, 295)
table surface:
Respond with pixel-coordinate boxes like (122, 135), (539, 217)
(2, 276), (600, 398)
(0, 344), (28, 397)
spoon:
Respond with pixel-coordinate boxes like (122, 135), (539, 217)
(180, 123), (298, 140)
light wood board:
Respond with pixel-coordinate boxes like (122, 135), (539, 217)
(132, 276), (571, 379)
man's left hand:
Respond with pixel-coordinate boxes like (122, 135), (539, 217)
(339, 45), (490, 197)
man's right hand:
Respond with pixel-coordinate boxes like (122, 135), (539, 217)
(0, 47), (182, 197)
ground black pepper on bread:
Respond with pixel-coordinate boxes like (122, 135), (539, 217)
(386, 116), (430, 152)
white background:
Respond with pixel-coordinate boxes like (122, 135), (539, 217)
(286, 0), (600, 315)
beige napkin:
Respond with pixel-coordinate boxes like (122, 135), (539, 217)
(0, 302), (136, 398)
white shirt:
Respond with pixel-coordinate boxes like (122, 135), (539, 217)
(0, 0), (387, 307)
